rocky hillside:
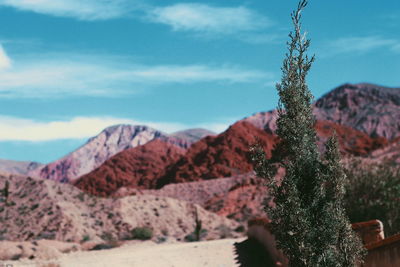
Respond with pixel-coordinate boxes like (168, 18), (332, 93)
(73, 140), (186, 197)
(0, 159), (42, 175)
(28, 125), (190, 183)
(244, 83), (400, 140)
(314, 83), (400, 140)
(0, 173), (241, 243)
(113, 174), (268, 223)
(368, 137), (400, 164)
(155, 121), (278, 188)
(314, 120), (387, 156)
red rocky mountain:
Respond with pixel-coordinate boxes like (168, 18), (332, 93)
(73, 139), (185, 197)
(314, 120), (388, 156)
(155, 121), (279, 188)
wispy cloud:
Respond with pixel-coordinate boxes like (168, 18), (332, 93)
(0, 44), (11, 69)
(147, 3), (276, 43)
(0, 0), (137, 20)
(0, 1), (278, 43)
(0, 115), (234, 141)
(148, 3), (270, 33)
(0, 49), (271, 98)
(322, 36), (400, 57)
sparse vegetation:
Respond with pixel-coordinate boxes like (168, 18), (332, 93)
(184, 229), (207, 242)
(76, 192), (85, 202)
(31, 203), (39, 210)
(81, 234), (91, 242)
(216, 224), (233, 239)
(344, 159), (400, 236)
(101, 231), (116, 242)
(90, 243), (119, 251)
(234, 225), (245, 233)
(130, 227), (153, 240)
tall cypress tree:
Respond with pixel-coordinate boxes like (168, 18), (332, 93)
(251, 1), (365, 266)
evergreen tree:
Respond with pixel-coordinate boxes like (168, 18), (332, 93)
(251, 1), (365, 266)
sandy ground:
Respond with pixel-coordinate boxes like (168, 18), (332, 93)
(9, 238), (246, 267)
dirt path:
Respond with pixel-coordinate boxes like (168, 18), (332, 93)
(13, 238), (246, 267)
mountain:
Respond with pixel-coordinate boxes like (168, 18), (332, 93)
(244, 83), (400, 140)
(0, 173), (240, 243)
(155, 120), (386, 188)
(28, 125), (176, 183)
(75, 119), (385, 195)
(73, 140), (185, 197)
(0, 159), (42, 175)
(155, 121), (278, 188)
(171, 128), (216, 144)
(314, 83), (400, 140)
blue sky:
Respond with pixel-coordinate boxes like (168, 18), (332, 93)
(0, 0), (399, 163)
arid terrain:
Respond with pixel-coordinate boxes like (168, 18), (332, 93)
(1, 83), (399, 266)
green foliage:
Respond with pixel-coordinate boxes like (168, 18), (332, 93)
(344, 159), (400, 236)
(131, 227), (153, 240)
(184, 229), (207, 242)
(81, 234), (91, 242)
(251, 1), (365, 265)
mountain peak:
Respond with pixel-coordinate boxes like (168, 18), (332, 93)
(314, 83), (400, 139)
(29, 124), (170, 183)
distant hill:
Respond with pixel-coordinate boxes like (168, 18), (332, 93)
(0, 159), (42, 175)
(171, 128), (215, 144)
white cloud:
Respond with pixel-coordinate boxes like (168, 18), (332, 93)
(0, 1), (278, 43)
(148, 3), (271, 36)
(0, 115), (234, 141)
(0, 52), (270, 98)
(0, 0), (136, 20)
(0, 45), (11, 69)
(322, 36), (400, 56)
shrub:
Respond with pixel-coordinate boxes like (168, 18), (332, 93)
(344, 159), (400, 236)
(234, 225), (245, 233)
(81, 235), (90, 242)
(184, 229), (207, 242)
(130, 227), (153, 240)
(90, 243), (118, 251)
(101, 231), (115, 242)
(31, 203), (39, 210)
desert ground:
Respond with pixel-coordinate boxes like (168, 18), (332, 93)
(9, 238), (246, 267)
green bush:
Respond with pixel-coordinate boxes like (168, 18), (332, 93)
(131, 227), (153, 240)
(184, 229), (207, 242)
(344, 160), (400, 236)
(81, 235), (90, 242)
